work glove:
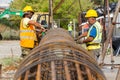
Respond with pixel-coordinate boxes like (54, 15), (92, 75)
(79, 40), (83, 44)
(41, 27), (45, 31)
(76, 39), (83, 44)
(74, 38), (78, 41)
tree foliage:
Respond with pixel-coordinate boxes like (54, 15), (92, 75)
(9, 0), (118, 28)
(10, 0), (94, 19)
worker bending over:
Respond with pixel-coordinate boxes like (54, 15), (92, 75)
(20, 6), (45, 58)
(76, 9), (102, 61)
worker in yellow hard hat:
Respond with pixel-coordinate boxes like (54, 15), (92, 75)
(22, 6), (34, 18)
(20, 5), (45, 58)
(77, 9), (102, 61)
(85, 9), (98, 18)
(68, 21), (73, 36)
(23, 6), (34, 12)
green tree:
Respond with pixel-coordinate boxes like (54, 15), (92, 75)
(10, 0), (94, 19)
(9, 0), (93, 28)
(10, 0), (118, 28)
(9, 0), (119, 19)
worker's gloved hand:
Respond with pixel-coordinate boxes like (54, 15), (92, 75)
(79, 40), (83, 44)
(42, 29), (46, 32)
(40, 27), (46, 32)
(41, 27), (45, 30)
(76, 40), (83, 44)
(74, 38), (78, 41)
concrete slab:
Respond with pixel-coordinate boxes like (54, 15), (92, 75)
(0, 40), (21, 58)
(102, 66), (119, 80)
(99, 54), (120, 80)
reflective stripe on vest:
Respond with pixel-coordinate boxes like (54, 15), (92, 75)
(87, 44), (101, 50)
(87, 21), (102, 50)
(20, 36), (35, 40)
(20, 30), (34, 33)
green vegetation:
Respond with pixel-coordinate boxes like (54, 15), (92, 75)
(0, 18), (20, 30)
(0, 0), (118, 39)
(9, 0), (94, 30)
(0, 57), (20, 67)
(0, 18), (20, 40)
(10, 0), (94, 19)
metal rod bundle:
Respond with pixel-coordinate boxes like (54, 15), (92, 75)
(14, 28), (106, 80)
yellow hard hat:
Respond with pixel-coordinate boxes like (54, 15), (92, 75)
(23, 6), (34, 12)
(70, 21), (72, 24)
(85, 9), (98, 18)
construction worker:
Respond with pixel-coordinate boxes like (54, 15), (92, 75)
(68, 21), (73, 36)
(77, 9), (102, 61)
(20, 6), (45, 58)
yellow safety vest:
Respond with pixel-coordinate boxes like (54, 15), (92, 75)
(68, 24), (73, 31)
(20, 19), (36, 48)
(87, 21), (102, 50)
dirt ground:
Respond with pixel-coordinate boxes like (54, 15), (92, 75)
(0, 40), (21, 79)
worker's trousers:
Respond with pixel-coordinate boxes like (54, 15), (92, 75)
(88, 49), (101, 61)
(21, 47), (33, 58)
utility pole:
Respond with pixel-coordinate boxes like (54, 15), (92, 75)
(103, 0), (107, 43)
(49, 0), (53, 29)
(100, 0), (107, 65)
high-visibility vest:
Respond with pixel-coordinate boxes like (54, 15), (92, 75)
(87, 21), (102, 50)
(68, 24), (73, 31)
(20, 18), (37, 48)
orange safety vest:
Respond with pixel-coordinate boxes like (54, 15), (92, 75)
(20, 18), (36, 48)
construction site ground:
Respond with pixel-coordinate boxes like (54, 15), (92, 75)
(0, 40), (120, 80)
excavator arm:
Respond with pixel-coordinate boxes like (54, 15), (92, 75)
(0, 8), (23, 19)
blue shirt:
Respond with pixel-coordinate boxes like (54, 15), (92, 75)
(89, 26), (96, 38)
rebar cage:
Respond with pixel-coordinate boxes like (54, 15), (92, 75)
(14, 28), (106, 80)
